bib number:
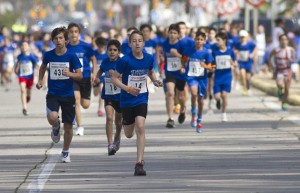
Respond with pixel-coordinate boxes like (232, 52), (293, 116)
(239, 51), (249, 62)
(128, 74), (147, 94)
(104, 77), (120, 95)
(20, 62), (33, 76)
(50, 62), (69, 80)
(167, 57), (181, 71)
(216, 55), (231, 69)
(188, 61), (204, 77)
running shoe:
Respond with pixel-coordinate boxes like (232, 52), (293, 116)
(191, 115), (197, 128)
(178, 108), (186, 124)
(242, 90), (248, 96)
(97, 109), (105, 117)
(281, 102), (287, 111)
(51, 119), (60, 143)
(166, 119), (175, 128)
(134, 161), (146, 176)
(174, 104), (181, 114)
(61, 151), (71, 163)
(221, 113), (228, 122)
(75, 126), (84, 136)
(278, 88), (283, 101)
(196, 122), (203, 133)
(216, 100), (221, 110)
(108, 144), (117, 156)
(22, 109), (29, 116)
(113, 139), (121, 152)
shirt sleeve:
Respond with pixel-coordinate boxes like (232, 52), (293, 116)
(206, 51), (214, 64)
(42, 52), (49, 66)
(71, 53), (82, 70)
(231, 50), (237, 61)
(116, 58), (126, 74)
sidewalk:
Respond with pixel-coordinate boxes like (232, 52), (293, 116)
(251, 72), (300, 106)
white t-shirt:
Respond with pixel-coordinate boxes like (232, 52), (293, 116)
(255, 33), (266, 57)
(272, 27), (284, 49)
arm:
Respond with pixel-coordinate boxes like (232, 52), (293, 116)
(267, 49), (275, 71)
(14, 61), (20, 75)
(62, 68), (82, 81)
(93, 69), (103, 86)
(111, 70), (140, 96)
(90, 55), (97, 82)
(36, 64), (47, 89)
(148, 69), (163, 87)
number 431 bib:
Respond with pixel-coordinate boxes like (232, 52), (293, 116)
(50, 62), (70, 80)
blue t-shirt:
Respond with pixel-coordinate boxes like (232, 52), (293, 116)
(204, 40), (217, 54)
(17, 53), (39, 79)
(180, 36), (195, 55)
(186, 47), (214, 81)
(116, 52), (154, 108)
(42, 49), (82, 97)
(100, 57), (121, 101)
(162, 39), (185, 80)
(67, 41), (94, 78)
(234, 41), (256, 65)
(212, 47), (236, 84)
(143, 39), (157, 55)
(121, 39), (131, 55)
(94, 50), (108, 81)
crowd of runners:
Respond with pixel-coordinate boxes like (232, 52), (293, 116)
(0, 17), (299, 176)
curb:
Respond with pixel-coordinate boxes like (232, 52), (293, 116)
(251, 77), (300, 106)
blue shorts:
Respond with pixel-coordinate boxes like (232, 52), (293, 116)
(213, 82), (231, 94)
(239, 62), (252, 73)
(188, 79), (207, 98)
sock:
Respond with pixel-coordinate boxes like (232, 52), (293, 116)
(197, 115), (202, 122)
(191, 106), (197, 115)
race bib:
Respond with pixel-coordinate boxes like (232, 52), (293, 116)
(49, 62), (70, 80)
(216, 55), (231, 69)
(167, 57), (181, 71)
(20, 62), (33, 76)
(128, 74), (147, 94)
(104, 77), (121, 95)
(188, 61), (204, 77)
(239, 51), (249, 62)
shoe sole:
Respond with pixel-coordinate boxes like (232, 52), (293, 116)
(134, 172), (146, 176)
(108, 149), (116, 156)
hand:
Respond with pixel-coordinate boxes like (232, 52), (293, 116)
(153, 80), (163, 87)
(170, 48), (179, 57)
(180, 67), (186, 74)
(128, 87), (141, 96)
(62, 67), (70, 77)
(90, 73), (96, 83)
(93, 78), (100, 86)
(36, 80), (43, 90)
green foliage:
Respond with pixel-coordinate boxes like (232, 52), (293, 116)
(0, 11), (20, 29)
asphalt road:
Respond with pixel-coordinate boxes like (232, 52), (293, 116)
(1, 80), (300, 193)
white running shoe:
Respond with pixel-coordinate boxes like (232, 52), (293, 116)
(75, 126), (84, 136)
(61, 151), (71, 163)
(221, 113), (228, 122)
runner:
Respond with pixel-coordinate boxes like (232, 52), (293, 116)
(184, 31), (214, 133)
(67, 22), (97, 136)
(213, 32), (238, 122)
(36, 26), (82, 162)
(93, 39), (122, 156)
(111, 30), (163, 176)
(162, 23), (187, 128)
(93, 36), (108, 116)
(267, 34), (295, 111)
(121, 26), (138, 56)
(14, 41), (39, 115)
(234, 29), (256, 96)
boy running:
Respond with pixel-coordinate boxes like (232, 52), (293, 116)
(213, 32), (238, 122)
(111, 30), (162, 176)
(268, 34), (295, 111)
(94, 40), (122, 155)
(36, 27), (82, 162)
(14, 41), (39, 115)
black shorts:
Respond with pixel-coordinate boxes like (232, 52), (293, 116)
(104, 98), (121, 113)
(74, 78), (92, 100)
(46, 94), (76, 124)
(165, 73), (186, 91)
(121, 104), (148, 125)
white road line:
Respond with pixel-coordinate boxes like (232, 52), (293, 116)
(27, 149), (60, 193)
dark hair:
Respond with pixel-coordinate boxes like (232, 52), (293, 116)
(177, 21), (186, 26)
(67, 22), (81, 33)
(51, 26), (68, 41)
(216, 32), (228, 44)
(129, 30), (144, 42)
(279, 33), (287, 41)
(140, 24), (152, 31)
(195, 31), (206, 39)
(127, 26), (138, 33)
(107, 39), (121, 51)
(209, 27), (217, 33)
(168, 23), (180, 34)
(95, 37), (107, 47)
(275, 18), (284, 26)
